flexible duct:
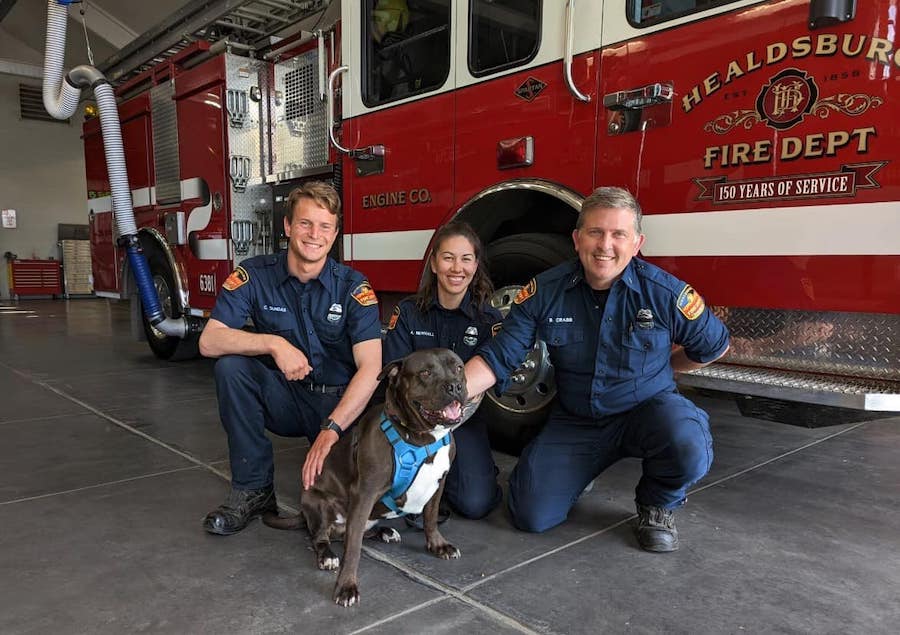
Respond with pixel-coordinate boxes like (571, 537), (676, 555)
(42, 0), (202, 338)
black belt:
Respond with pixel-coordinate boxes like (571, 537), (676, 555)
(300, 381), (347, 396)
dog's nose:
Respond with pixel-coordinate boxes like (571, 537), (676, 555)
(444, 382), (463, 397)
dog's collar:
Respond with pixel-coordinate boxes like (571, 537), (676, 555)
(378, 413), (450, 515)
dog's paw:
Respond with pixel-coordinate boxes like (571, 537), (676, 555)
(376, 527), (401, 543)
(333, 583), (360, 607)
(317, 554), (340, 571)
(427, 542), (461, 560)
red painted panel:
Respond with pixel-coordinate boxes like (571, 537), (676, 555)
(175, 61), (230, 310)
(350, 260), (422, 297)
(342, 90), (454, 293)
(454, 55), (598, 204)
(599, 1), (900, 313)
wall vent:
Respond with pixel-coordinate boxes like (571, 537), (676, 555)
(19, 84), (69, 124)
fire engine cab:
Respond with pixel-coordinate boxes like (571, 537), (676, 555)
(74, 0), (898, 451)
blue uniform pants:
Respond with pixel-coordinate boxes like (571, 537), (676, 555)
(214, 355), (340, 490)
(443, 415), (502, 519)
(508, 390), (713, 533)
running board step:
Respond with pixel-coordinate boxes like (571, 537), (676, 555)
(678, 364), (900, 412)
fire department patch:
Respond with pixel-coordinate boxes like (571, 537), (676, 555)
(513, 279), (537, 305)
(514, 77), (546, 102)
(351, 281), (378, 306)
(387, 305), (401, 330)
(676, 285), (705, 320)
(491, 322), (503, 337)
(222, 266), (249, 292)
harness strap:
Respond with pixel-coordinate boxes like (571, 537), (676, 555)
(378, 413), (450, 515)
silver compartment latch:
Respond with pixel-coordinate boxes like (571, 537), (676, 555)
(229, 155), (252, 192)
(231, 220), (258, 256)
(226, 89), (249, 128)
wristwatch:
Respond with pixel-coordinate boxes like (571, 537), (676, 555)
(320, 417), (342, 436)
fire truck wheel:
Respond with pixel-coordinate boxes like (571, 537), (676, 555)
(479, 232), (574, 456)
(139, 247), (199, 361)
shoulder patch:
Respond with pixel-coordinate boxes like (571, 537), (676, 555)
(513, 278), (537, 305)
(491, 322), (503, 337)
(351, 280), (378, 306)
(676, 285), (706, 320)
(222, 266), (249, 292)
(387, 305), (401, 330)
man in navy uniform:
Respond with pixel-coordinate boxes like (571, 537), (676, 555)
(199, 181), (382, 536)
(465, 187), (730, 552)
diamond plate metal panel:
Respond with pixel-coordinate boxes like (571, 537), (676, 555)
(151, 82), (180, 204)
(270, 51), (328, 178)
(225, 55), (270, 264)
(713, 307), (900, 381)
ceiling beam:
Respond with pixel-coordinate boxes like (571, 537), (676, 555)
(68, 2), (139, 51)
(0, 0), (19, 24)
(0, 58), (42, 79)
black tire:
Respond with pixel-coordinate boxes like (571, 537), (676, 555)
(139, 247), (199, 361)
(479, 232), (573, 456)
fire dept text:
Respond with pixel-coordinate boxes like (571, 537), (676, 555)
(703, 127), (874, 169)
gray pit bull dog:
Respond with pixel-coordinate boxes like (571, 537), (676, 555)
(264, 348), (469, 607)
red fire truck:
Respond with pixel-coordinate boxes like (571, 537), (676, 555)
(78, 0), (899, 450)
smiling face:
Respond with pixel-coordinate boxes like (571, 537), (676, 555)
(572, 206), (645, 290)
(383, 348), (468, 436)
(284, 196), (338, 268)
(430, 234), (477, 308)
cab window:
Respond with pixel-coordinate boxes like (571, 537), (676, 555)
(468, 0), (541, 77)
(628, 0), (742, 27)
(362, 0), (452, 106)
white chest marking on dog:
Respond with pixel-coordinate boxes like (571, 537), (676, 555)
(395, 444), (451, 515)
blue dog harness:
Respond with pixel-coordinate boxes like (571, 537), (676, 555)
(379, 414), (451, 515)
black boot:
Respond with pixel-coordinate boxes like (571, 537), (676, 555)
(203, 485), (277, 536)
(635, 503), (679, 552)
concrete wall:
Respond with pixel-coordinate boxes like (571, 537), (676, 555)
(0, 29), (89, 300)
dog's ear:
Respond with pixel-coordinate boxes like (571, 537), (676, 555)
(377, 359), (403, 382)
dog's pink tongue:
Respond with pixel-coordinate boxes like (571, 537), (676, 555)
(442, 400), (462, 421)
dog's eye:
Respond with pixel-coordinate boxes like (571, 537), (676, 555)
(419, 369), (431, 378)
(457, 365), (463, 373)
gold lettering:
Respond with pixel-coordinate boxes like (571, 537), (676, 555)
(767, 42), (787, 64)
(703, 146), (721, 169)
(792, 36), (812, 58)
(724, 60), (745, 84)
(815, 34), (838, 56)
(852, 126), (876, 152)
(842, 34), (866, 57)
(804, 133), (825, 158)
(731, 143), (751, 165)
(752, 140), (772, 163)
(746, 51), (762, 71)
(682, 86), (702, 113)
(703, 72), (721, 97)
(781, 137), (803, 160)
(825, 130), (850, 155)
(866, 38), (893, 64)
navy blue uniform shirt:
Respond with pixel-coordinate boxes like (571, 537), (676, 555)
(477, 258), (730, 418)
(211, 252), (382, 386)
(383, 291), (503, 364)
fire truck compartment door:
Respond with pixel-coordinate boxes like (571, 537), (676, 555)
(339, 0), (456, 293)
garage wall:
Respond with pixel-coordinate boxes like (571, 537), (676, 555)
(0, 32), (88, 300)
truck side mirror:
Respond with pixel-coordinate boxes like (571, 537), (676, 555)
(809, 0), (856, 30)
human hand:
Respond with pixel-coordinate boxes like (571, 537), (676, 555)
(302, 429), (339, 490)
(272, 337), (313, 381)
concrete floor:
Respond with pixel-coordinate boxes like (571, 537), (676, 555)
(1, 299), (898, 634)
